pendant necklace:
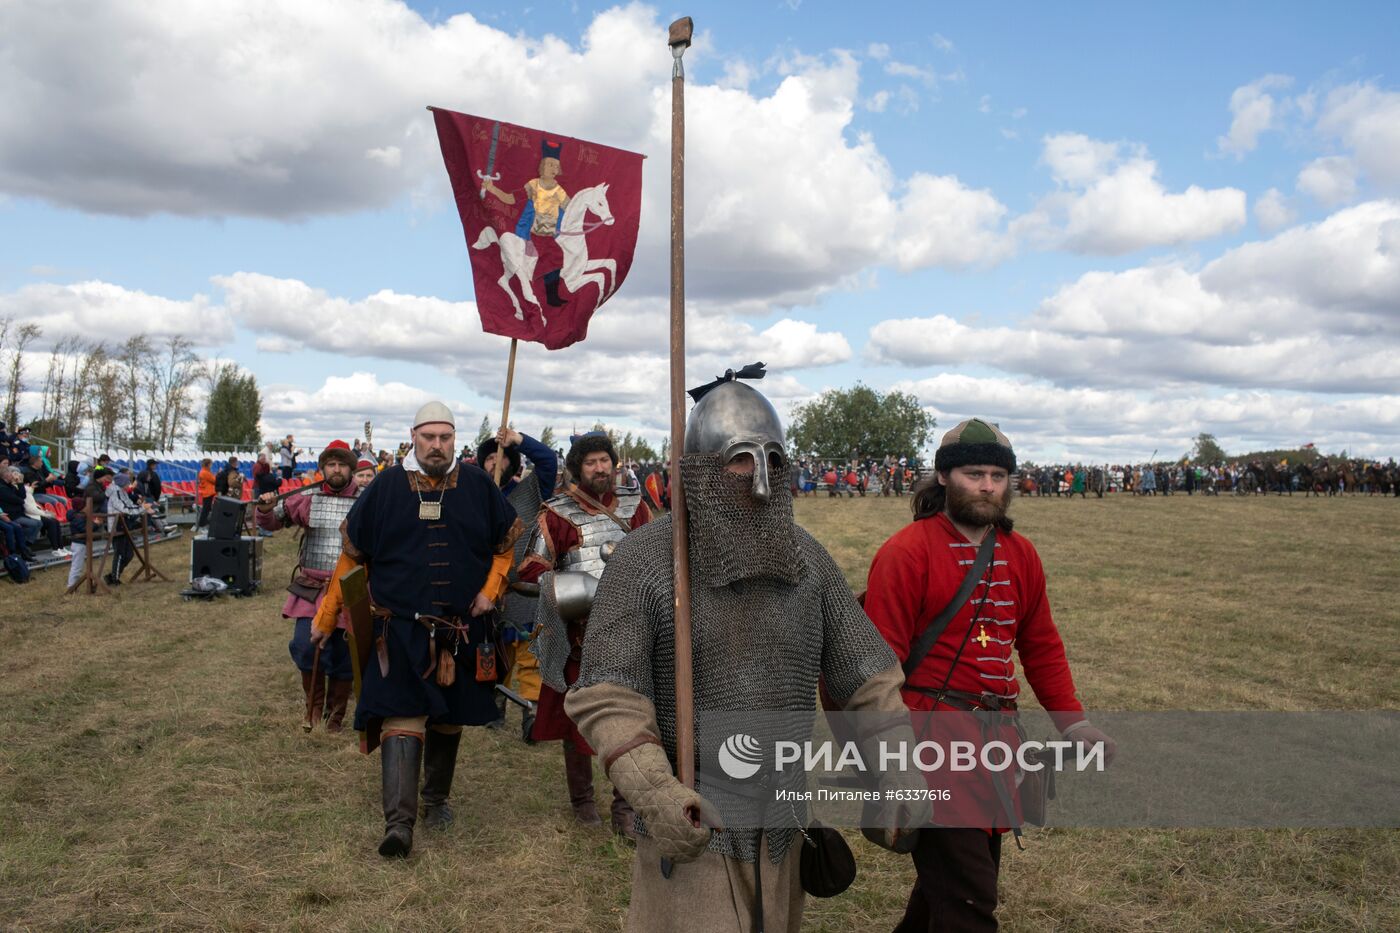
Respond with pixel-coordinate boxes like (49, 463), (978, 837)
(415, 477), (443, 521)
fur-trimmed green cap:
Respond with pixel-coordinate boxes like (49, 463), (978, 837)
(934, 418), (1016, 474)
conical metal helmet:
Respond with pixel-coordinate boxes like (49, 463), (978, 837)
(684, 379), (786, 502)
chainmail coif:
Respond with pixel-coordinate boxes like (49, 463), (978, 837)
(680, 453), (803, 588)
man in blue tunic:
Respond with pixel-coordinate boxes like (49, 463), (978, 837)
(313, 401), (522, 858)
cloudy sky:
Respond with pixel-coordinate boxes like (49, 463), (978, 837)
(1, 1), (1397, 462)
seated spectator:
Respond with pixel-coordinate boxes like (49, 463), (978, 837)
(63, 460), (82, 498)
(21, 475), (67, 555)
(135, 459), (163, 502)
(0, 489), (36, 561)
(2, 462), (46, 549)
(20, 454), (63, 505)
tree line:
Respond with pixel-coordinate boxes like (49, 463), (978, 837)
(0, 316), (263, 452)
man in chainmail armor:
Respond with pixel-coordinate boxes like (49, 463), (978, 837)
(517, 430), (651, 836)
(478, 426), (557, 740)
(566, 368), (929, 933)
(256, 439), (361, 732)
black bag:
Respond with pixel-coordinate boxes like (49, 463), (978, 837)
(798, 821), (857, 897)
(5, 552), (31, 583)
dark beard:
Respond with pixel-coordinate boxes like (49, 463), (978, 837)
(945, 482), (1011, 528)
(324, 473), (349, 490)
(420, 455), (450, 478)
(680, 453), (803, 587)
(582, 473), (612, 498)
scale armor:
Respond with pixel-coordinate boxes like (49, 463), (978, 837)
(278, 488), (359, 572)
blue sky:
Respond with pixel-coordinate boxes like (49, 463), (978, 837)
(1, 1), (1398, 461)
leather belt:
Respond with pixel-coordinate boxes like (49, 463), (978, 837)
(909, 686), (1017, 712)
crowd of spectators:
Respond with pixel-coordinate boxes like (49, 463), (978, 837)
(1, 421), (174, 582)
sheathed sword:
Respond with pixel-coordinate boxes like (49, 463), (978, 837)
(477, 120), (502, 198)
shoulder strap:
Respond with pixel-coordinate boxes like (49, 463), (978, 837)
(901, 528), (997, 678)
(566, 486), (633, 533)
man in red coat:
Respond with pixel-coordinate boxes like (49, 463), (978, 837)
(517, 432), (651, 836)
(863, 418), (1116, 932)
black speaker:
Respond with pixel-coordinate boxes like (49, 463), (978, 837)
(191, 536), (263, 592)
(209, 495), (249, 540)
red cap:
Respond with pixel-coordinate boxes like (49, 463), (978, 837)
(356, 458), (375, 471)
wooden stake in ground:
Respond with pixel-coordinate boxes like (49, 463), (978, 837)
(492, 338), (519, 486)
(668, 14), (695, 790)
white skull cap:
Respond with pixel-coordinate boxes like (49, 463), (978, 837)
(412, 401), (456, 429)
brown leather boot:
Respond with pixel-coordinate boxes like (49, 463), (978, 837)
(563, 742), (601, 826)
(610, 786), (637, 840)
(324, 679), (352, 732)
(420, 729), (461, 830)
(378, 734), (421, 858)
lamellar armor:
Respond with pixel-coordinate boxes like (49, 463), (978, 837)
(529, 488), (642, 691)
(275, 488), (359, 572)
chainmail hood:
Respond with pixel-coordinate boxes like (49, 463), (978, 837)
(680, 453), (803, 588)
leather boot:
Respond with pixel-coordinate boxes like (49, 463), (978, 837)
(378, 734), (421, 858)
(610, 786), (637, 841)
(324, 679), (352, 733)
(420, 729), (461, 830)
(563, 742), (601, 826)
(521, 707), (537, 745)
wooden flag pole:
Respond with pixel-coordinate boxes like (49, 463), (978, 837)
(492, 338), (519, 485)
(668, 15), (695, 790)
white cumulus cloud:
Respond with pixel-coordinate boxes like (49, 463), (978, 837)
(1217, 74), (1292, 158)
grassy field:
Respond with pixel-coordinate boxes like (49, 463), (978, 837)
(1, 492), (1397, 931)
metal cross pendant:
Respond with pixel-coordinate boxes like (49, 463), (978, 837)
(973, 625), (991, 649)
(418, 501), (442, 521)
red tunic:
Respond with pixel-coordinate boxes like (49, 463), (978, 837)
(864, 512), (1086, 829)
(518, 489), (652, 751)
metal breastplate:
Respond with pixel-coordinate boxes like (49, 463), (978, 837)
(547, 491), (640, 579)
(300, 490), (358, 572)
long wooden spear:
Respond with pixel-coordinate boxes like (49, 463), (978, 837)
(668, 15), (695, 790)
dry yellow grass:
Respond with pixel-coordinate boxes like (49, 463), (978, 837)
(1, 492), (1397, 931)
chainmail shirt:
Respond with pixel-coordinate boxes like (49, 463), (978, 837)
(574, 455), (899, 863)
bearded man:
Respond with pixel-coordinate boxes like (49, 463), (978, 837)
(257, 439), (361, 731)
(311, 403), (521, 858)
(477, 426), (558, 739)
(863, 418), (1117, 932)
(565, 371), (928, 933)
(516, 431), (650, 836)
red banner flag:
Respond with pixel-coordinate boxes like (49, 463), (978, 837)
(431, 108), (644, 350)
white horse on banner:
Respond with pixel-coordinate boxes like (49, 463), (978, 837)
(471, 183), (618, 327)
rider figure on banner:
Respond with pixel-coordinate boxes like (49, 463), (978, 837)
(482, 138), (570, 308)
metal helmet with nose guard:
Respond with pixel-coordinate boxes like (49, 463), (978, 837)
(684, 364), (786, 502)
